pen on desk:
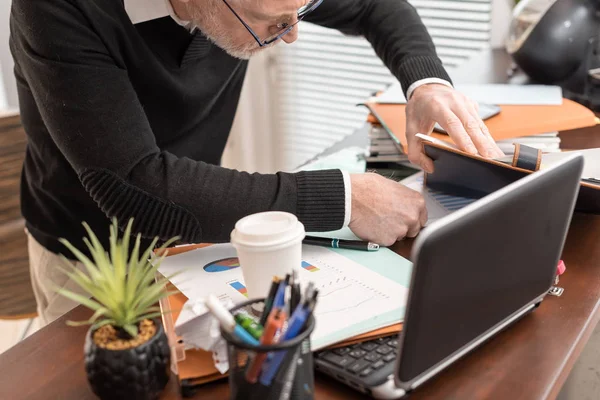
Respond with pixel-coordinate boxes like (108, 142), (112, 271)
(245, 308), (285, 383)
(205, 294), (259, 347)
(260, 276), (281, 326)
(303, 236), (380, 252)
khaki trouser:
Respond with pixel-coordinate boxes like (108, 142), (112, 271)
(27, 232), (88, 327)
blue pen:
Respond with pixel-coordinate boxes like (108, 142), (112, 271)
(205, 294), (260, 347)
(259, 305), (311, 385)
(233, 324), (260, 346)
(272, 274), (289, 309)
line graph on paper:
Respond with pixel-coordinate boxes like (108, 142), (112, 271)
(299, 247), (405, 320)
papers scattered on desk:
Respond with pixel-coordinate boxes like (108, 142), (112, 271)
(157, 244), (409, 352)
(374, 82), (563, 106)
(173, 298), (230, 373)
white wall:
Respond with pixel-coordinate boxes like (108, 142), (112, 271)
(222, 48), (279, 173)
(0, 0), (17, 110)
(491, 0), (515, 49)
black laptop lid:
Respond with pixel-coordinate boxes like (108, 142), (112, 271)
(396, 154), (583, 387)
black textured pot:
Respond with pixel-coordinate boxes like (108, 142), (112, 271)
(84, 319), (171, 400)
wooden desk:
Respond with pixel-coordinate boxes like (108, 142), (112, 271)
(1, 212), (600, 400)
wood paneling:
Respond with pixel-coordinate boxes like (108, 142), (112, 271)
(0, 114), (37, 318)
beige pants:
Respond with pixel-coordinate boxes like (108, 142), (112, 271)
(27, 232), (88, 327)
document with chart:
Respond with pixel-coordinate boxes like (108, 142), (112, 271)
(157, 243), (409, 350)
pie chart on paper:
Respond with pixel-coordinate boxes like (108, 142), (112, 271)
(203, 257), (241, 273)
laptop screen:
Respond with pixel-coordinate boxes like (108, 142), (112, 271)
(396, 155), (582, 385)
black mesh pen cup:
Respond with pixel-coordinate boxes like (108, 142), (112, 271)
(221, 299), (316, 400)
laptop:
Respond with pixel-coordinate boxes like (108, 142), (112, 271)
(314, 153), (584, 399)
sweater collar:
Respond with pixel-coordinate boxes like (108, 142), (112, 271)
(124, 0), (195, 31)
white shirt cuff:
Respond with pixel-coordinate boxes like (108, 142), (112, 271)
(341, 170), (352, 228)
(406, 78), (453, 100)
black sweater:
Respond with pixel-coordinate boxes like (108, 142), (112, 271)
(9, 0), (450, 256)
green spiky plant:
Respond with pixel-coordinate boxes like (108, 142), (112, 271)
(56, 218), (179, 339)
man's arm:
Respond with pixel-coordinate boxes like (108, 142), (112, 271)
(304, 0), (451, 96)
(304, 0), (505, 170)
(10, 0), (346, 243)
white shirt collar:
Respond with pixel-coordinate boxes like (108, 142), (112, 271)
(124, 0), (195, 31)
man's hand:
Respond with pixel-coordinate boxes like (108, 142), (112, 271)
(349, 173), (427, 246)
(405, 83), (505, 173)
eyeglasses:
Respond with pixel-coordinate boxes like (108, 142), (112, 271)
(222, 0), (324, 47)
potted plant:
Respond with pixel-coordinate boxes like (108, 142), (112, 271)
(56, 218), (179, 400)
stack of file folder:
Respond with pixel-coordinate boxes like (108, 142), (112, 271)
(366, 125), (407, 164)
(364, 123), (420, 182)
(360, 96), (598, 159)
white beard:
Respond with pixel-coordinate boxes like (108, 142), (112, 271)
(185, 3), (276, 60)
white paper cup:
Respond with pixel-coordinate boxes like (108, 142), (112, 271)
(230, 211), (305, 300)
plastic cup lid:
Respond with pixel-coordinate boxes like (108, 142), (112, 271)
(231, 211), (305, 248)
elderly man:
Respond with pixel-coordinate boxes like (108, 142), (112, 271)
(9, 0), (503, 324)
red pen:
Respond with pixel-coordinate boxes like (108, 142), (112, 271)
(245, 308), (286, 383)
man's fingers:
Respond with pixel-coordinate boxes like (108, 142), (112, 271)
(420, 154), (434, 174)
(406, 121), (435, 173)
(463, 100), (504, 158)
(410, 141), (435, 174)
(419, 202), (428, 227)
(452, 104), (496, 157)
(436, 107), (477, 154)
(479, 120), (505, 158)
(406, 224), (420, 238)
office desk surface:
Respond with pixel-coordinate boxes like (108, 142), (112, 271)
(0, 213), (599, 400)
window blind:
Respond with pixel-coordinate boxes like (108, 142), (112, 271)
(274, 0), (494, 170)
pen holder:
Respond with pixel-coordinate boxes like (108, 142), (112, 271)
(221, 299), (316, 400)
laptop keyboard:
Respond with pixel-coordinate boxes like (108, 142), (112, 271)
(316, 335), (398, 378)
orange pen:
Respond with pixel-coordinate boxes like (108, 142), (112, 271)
(245, 308), (286, 383)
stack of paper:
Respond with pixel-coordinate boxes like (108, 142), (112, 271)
(362, 82), (597, 159)
(496, 132), (562, 154)
(364, 124), (421, 183)
(366, 125), (408, 163)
